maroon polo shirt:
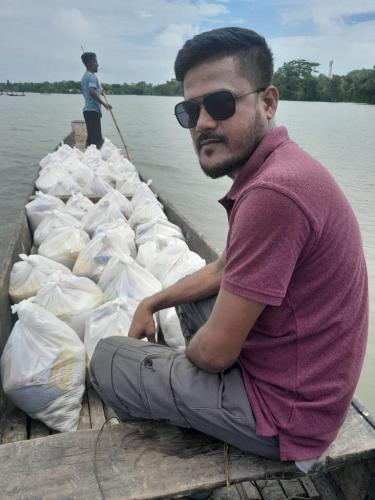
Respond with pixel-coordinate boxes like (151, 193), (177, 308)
(220, 126), (368, 461)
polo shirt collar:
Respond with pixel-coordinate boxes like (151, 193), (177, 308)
(219, 126), (290, 210)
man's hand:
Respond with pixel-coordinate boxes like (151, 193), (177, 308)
(128, 299), (156, 342)
(104, 103), (112, 110)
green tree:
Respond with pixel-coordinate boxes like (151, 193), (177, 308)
(153, 79), (182, 96)
(342, 68), (375, 104)
(273, 59), (320, 100)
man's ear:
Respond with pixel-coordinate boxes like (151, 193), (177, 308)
(262, 85), (279, 120)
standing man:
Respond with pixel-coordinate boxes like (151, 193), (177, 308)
(90, 28), (368, 468)
(81, 52), (112, 149)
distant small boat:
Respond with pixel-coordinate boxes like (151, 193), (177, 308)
(6, 92), (25, 97)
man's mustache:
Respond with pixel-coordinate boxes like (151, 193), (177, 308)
(197, 133), (227, 149)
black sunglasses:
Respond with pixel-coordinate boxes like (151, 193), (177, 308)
(174, 88), (266, 129)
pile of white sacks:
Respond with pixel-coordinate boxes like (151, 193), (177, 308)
(1, 139), (205, 433)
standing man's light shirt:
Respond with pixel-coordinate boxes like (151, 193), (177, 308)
(81, 71), (102, 115)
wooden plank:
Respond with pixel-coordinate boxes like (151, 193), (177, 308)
(0, 405), (27, 444)
(240, 481), (262, 499)
(211, 484), (243, 499)
(256, 479), (287, 499)
(299, 477), (320, 499)
(0, 209), (33, 425)
(87, 385), (106, 429)
(103, 403), (120, 425)
(78, 391), (91, 430)
(308, 472), (343, 500)
(211, 482), (261, 499)
(0, 421), (298, 499)
(212, 481), (261, 499)
(28, 416), (50, 440)
(314, 405), (375, 471)
(279, 478), (308, 498)
(352, 396), (375, 429)
(329, 459), (375, 500)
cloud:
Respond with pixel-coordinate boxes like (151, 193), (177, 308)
(53, 7), (91, 38)
(156, 23), (199, 48)
(278, 0), (375, 33)
(264, 0), (375, 73)
(0, 0), (373, 82)
(271, 19), (375, 74)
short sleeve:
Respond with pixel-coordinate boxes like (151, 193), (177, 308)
(222, 187), (313, 306)
(88, 74), (98, 89)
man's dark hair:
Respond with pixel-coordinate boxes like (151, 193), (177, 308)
(81, 52), (97, 67)
(174, 27), (273, 89)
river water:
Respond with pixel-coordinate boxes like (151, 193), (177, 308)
(0, 94), (374, 413)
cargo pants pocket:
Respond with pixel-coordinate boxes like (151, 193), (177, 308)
(139, 349), (190, 428)
(105, 337), (188, 427)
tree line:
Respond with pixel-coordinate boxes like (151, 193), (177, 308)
(0, 79), (182, 97)
(1, 60), (374, 103)
(273, 60), (375, 104)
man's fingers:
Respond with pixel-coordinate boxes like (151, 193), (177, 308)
(128, 324), (145, 339)
(146, 331), (156, 343)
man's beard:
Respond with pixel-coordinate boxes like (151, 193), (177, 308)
(198, 110), (263, 179)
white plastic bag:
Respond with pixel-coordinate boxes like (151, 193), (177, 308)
(38, 226), (90, 269)
(111, 154), (136, 173)
(81, 144), (102, 168)
(158, 307), (185, 349)
(136, 240), (158, 269)
(149, 240), (206, 288)
(131, 182), (159, 209)
(83, 174), (113, 197)
(34, 272), (104, 339)
(84, 297), (139, 360)
(136, 236), (188, 271)
(64, 193), (94, 220)
(34, 209), (82, 247)
(64, 157), (94, 189)
(128, 199), (167, 228)
(98, 255), (162, 302)
(36, 166), (81, 196)
(94, 220), (136, 258)
(82, 199), (127, 236)
(1, 300), (85, 432)
(25, 192), (65, 232)
(135, 218), (184, 245)
(100, 138), (120, 161)
(39, 144), (75, 168)
(116, 171), (142, 197)
(73, 231), (134, 282)
(96, 189), (133, 219)
(9, 254), (71, 303)
(107, 153), (137, 179)
(93, 161), (116, 186)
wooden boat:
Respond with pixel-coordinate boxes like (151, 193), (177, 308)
(0, 121), (374, 499)
(6, 92), (25, 97)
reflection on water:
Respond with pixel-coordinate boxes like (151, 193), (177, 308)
(0, 94), (374, 412)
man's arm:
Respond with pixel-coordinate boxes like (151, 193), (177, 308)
(89, 87), (112, 110)
(186, 288), (265, 373)
(128, 252), (226, 342)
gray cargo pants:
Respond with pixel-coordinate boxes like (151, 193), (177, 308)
(89, 297), (280, 459)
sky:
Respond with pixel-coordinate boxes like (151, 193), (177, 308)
(1, 0), (374, 84)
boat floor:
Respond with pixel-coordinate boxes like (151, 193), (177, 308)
(1, 378), (374, 499)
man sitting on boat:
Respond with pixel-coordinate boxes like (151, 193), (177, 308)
(90, 27), (368, 470)
(81, 52), (112, 149)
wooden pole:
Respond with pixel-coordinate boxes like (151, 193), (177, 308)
(101, 89), (132, 161)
